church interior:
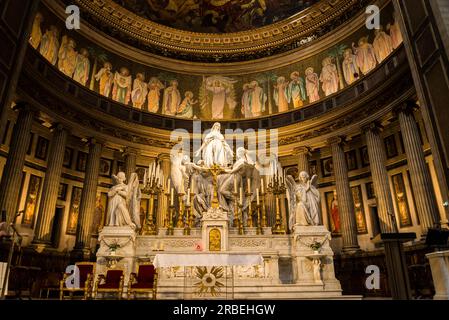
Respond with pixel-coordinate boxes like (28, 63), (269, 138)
(1, 0), (449, 300)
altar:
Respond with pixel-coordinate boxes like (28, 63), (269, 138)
(94, 123), (360, 300)
(153, 253), (263, 299)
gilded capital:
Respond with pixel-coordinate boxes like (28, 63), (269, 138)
(293, 146), (312, 156)
(326, 136), (345, 146)
(361, 122), (383, 135)
(393, 100), (419, 116)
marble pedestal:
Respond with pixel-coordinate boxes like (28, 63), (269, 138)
(426, 250), (449, 300)
(292, 225), (342, 291)
(95, 226), (137, 288)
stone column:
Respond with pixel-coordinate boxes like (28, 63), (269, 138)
(0, 104), (34, 224)
(156, 153), (171, 228)
(396, 102), (440, 233)
(393, 0), (449, 226)
(33, 125), (68, 244)
(73, 139), (102, 257)
(293, 146), (311, 175)
(123, 147), (138, 180)
(327, 137), (360, 252)
(0, 1), (41, 143)
(363, 123), (397, 234)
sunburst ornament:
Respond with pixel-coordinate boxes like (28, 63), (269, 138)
(193, 266), (224, 297)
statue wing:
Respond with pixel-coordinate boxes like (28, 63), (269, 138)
(311, 174), (318, 187)
(285, 175), (297, 230)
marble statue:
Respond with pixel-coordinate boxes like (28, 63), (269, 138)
(194, 122), (234, 168)
(218, 147), (260, 221)
(106, 172), (141, 230)
(192, 160), (213, 220)
(170, 152), (189, 195)
(286, 171), (320, 230)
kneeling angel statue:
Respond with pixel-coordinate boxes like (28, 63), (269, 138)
(286, 171), (321, 231)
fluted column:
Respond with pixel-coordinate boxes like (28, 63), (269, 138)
(73, 139), (102, 255)
(293, 146), (311, 175)
(396, 102), (440, 232)
(123, 147), (138, 179)
(0, 104), (34, 224)
(328, 137), (360, 252)
(33, 125), (68, 243)
(363, 123), (397, 234)
(156, 153), (171, 228)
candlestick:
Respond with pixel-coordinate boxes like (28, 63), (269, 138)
(247, 178), (251, 193)
(261, 178), (264, 194)
(167, 178), (171, 192)
(239, 187), (243, 205)
(234, 176), (238, 193)
(143, 169), (148, 185)
(170, 188), (174, 206)
(256, 188), (260, 205)
(186, 188), (191, 205)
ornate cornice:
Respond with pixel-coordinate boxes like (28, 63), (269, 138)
(53, 0), (375, 63)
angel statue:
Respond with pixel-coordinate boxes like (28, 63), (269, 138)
(106, 172), (141, 230)
(286, 171), (321, 231)
(218, 147), (260, 223)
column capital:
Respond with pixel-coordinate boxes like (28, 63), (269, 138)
(393, 100), (419, 116)
(157, 153), (171, 162)
(293, 146), (312, 156)
(12, 101), (36, 115)
(50, 123), (69, 134)
(123, 147), (139, 157)
(326, 136), (345, 147)
(361, 121), (384, 135)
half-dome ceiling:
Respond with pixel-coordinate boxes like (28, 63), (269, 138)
(112, 0), (320, 33)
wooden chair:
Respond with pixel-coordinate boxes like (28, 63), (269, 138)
(59, 262), (95, 300)
(127, 262), (158, 300)
(93, 269), (125, 299)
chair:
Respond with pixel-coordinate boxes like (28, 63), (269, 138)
(93, 269), (125, 299)
(59, 262), (95, 300)
(127, 263), (158, 300)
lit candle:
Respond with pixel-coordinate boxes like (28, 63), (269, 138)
(186, 188), (191, 205)
(152, 162), (157, 179)
(256, 188), (260, 205)
(167, 178), (171, 191)
(247, 178), (251, 194)
(170, 188), (174, 206)
(234, 176), (238, 193)
(261, 178), (265, 194)
(239, 187), (243, 205)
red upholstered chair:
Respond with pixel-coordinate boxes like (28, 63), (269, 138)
(59, 262), (95, 300)
(94, 269), (125, 299)
(127, 263), (158, 300)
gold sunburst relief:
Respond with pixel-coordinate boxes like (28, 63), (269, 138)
(193, 266), (225, 297)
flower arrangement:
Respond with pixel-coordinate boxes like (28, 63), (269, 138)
(310, 240), (324, 251)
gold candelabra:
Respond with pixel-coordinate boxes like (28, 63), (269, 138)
(184, 191), (195, 235)
(268, 175), (286, 235)
(141, 175), (163, 235)
(256, 204), (262, 235)
(167, 202), (175, 236)
(260, 188), (268, 228)
(246, 190), (253, 228)
(176, 192), (185, 228)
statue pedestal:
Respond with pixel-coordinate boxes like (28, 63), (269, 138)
(95, 226), (137, 289)
(201, 207), (229, 252)
(292, 225), (341, 291)
(426, 250), (449, 300)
